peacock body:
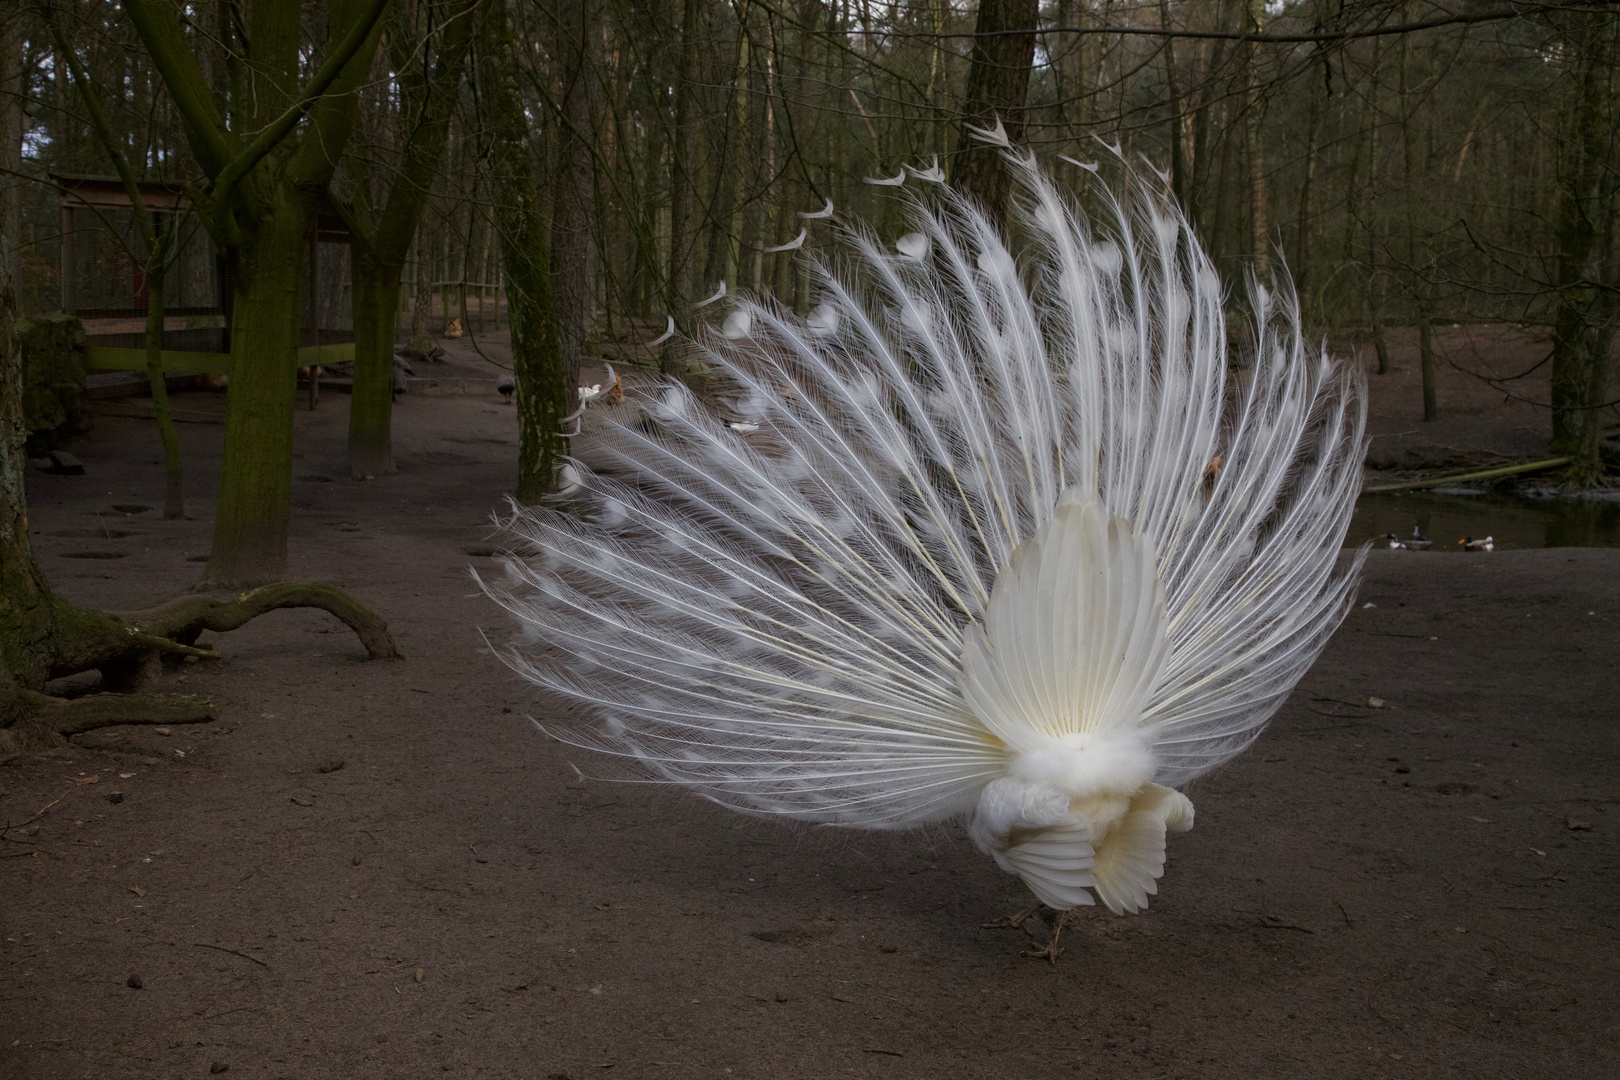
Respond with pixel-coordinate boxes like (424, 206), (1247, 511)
(481, 143), (1367, 922)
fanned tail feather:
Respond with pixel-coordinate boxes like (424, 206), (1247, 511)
(480, 152), (1365, 896)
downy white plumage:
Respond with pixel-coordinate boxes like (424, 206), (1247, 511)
(481, 147), (1367, 924)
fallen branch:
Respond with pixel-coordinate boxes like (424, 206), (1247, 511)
(1363, 457), (1571, 494)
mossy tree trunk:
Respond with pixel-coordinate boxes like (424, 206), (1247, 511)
(348, 262), (402, 477)
(205, 209), (308, 585)
(0, 258), (399, 760)
(124, 0), (388, 588)
(479, 0), (567, 503)
(341, 0), (476, 479)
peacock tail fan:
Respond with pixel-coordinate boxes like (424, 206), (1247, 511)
(478, 146), (1368, 916)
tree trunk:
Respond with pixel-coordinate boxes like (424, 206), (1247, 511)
(1159, 0), (1187, 207)
(1361, 47), (1391, 375)
(126, 0), (386, 588)
(348, 254), (400, 477)
(953, 0), (1039, 215)
(1419, 318), (1438, 422)
(480, 0), (566, 503)
(665, 0), (705, 374)
(199, 210), (309, 588)
(0, 238), (398, 759)
(341, 0), (475, 479)
(141, 242), (185, 519)
(554, 0), (598, 390)
(1292, 50), (1327, 316)
(0, 9), (23, 290)
(1399, 24), (1436, 422)
(410, 242), (432, 353)
(1, 267), (51, 731)
(1549, 7), (1618, 472)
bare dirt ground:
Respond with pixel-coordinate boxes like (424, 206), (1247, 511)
(2, 337), (1617, 1080)
(1330, 323), (1566, 471)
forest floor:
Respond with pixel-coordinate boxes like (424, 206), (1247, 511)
(1, 325), (1616, 1080)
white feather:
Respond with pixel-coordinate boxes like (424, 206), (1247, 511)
(648, 315), (677, 345)
(720, 309), (752, 339)
(764, 228), (808, 254)
(806, 303), (840, 338)
(895, 232), (930, 260)
(481, 152), (1366, 917)
(905, 155), (946, 184)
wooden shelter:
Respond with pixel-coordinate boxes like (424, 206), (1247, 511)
(54, 174), (355, 375)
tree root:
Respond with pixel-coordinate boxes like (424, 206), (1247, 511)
(19, 688), (216, 736)
(121, 582), (402, 660)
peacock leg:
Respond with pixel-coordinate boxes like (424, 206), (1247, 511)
(1023, 909), (1069, 964)
(982, 900), (1043, 930)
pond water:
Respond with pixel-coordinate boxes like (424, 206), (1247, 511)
(1346, 489), (1620, 551)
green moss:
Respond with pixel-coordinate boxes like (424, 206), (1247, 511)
(18, 313), (87, 452)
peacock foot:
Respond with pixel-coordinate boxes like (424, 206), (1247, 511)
(982, 901), (1043, 931)
(1023, 909), (1070, 965)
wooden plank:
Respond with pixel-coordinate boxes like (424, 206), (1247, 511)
(81, 342), (355, 374)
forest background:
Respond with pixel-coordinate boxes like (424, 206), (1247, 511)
(1, 0), (1616, 590)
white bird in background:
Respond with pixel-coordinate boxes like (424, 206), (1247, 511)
(482, 149), (1367, 960)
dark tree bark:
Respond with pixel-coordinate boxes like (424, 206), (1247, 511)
(553, 0), (598, 390)
(0, 8), (25, 289)
(664, 0), (706, 374)
(1548, 7), (1619, 483)
(953, 0), (1039, 216)
(1398, 24), (1438, 421)
(479, 0), (566, 502)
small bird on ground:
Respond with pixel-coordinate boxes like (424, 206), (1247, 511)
(1460, 535), (1494, 551)
(496, 373), (514, 400)
(1406, 526), (1432, 550)
(482, 146), (1366, 960)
